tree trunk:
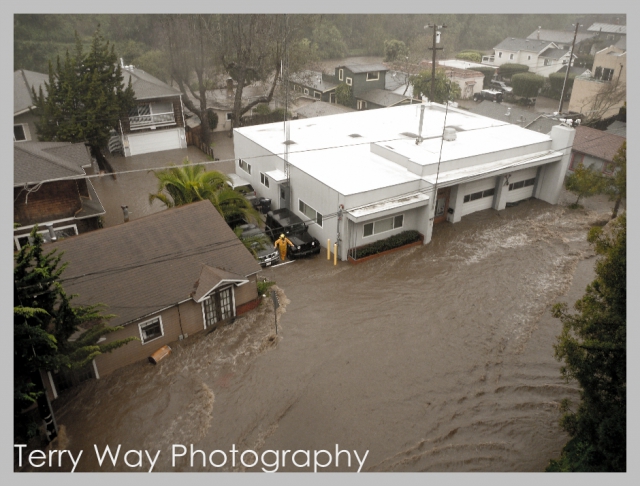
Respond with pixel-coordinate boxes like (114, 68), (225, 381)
(89, 145), (116, 179)
(612, 195), (622, 219)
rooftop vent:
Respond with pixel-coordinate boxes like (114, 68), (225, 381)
(348, 134), (362, 138)
(400, 132), (419, 138)
(282, 140), (296, 145)
(443, 127), (457, 142)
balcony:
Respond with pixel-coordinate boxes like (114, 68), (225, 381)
(128, 103), (176, 130)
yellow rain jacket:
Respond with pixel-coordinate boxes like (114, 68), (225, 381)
(274, 236), (293, 261)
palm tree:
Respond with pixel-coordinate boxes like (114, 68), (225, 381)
(149, 161), (260, 224)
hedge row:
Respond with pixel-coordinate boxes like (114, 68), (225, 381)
(354, 230), (421, 259)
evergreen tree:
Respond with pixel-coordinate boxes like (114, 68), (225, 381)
(565, 162), (607, 206)
(33, 25), (135, 173)
(14, 229), (136, 443)
(410, 69), (462, 103)
(547, 214), (626, 471)
(603, 141), (626, 219)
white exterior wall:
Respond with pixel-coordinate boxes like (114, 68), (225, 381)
(536, 125), (576, 205)
(347, 206), (425, 254)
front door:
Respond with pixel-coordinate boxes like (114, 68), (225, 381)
(203, 287), (234, 328)
(433, 187), (451, 224)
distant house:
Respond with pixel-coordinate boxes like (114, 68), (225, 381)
(417, 62), (485, 100)
(568, 125), (625, 176)
(465, 101), (563, 134)
(295, 100), (355, 119)
(482, 38), (576, 77)
(587, 23), (626, 53)
(526, 28), (596, 50)
(46, 200), (262, 382)
(14, 142), (105, 250)
(117, 64), (188, 156)
(568, 45), (626, 119)
(14, 69), (48, 142)
(289, 70), (339, 103)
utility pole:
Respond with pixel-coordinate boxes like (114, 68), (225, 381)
(558, 22), (579, 114)
(425, 23), (446, 102)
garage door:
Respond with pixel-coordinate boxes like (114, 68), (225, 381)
(506, 167), (538, 203)
(127, 128), (185, 156)
(459, 177), (498, 217)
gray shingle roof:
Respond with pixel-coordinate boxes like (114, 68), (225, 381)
(122, 66), (182, 99)
(296, 101), (355, 118)
(494, 38), (554, 53)
(14, 69), (48, 115)
(587, 23), (626, 35)
(14, 142), (89, 185)
(340, 63), (388, 74)
(605, 120), (626, 138)
(357, 89), (412, 107)
(539, 47), (572, 59)
(385, 70), (410, 91)
(289, 70), (338, 92)
(49, 201), (261, 327)
(465, 101), (562, 134)
(573, 125), (625, 162)
(526, 29), (596, 45)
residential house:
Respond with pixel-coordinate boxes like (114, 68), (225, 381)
(526, 28), (596, 50)
(465, 102), (563, 134)
(417, 62), (486, 100)
(14, 69), (48, 142)
(233, 103), (575, 262)
(289, 70), (339, 103)
(117, 64), (188, 156)
(482, 38), (576, 77)
(14, 142), (105, 250)
(568, 125), (625, 176)
(587, 23), (626, 53)
(568, 45), (626, 119)
(44, 200), (261, 389)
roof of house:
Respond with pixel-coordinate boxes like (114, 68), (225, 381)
(587, 23), (626, 35)
(555, 65), (590, 76)
(357, 89), (412, 107)
(385, 70), (410, 91)
(614, 37), (627, 50)
(290, 70), (338, 92)
(464, 101), (562, 134)
(494, 38), (554, 53)
(572, 125), (625, 162)
(605, 120), (626, 137)
(296, 101), (355, 118)
(14, 69), (48, 115)
(48, 201), (261, 327)
(14, 142), (90, 185)
(539, 47), (573, 59)
(339, 63), (388, 74)
(526, 29), (596, 45)
(121, 66), (182, 100)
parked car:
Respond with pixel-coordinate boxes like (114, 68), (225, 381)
(490, 80), (513, 94)
(473, 89), (503, 103)
(226, 173), (259, 209)
(237, 223), (280, 267)
(264, 208), (321, 259)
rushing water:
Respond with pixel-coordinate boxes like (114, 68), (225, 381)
(46, 197), (612, 473)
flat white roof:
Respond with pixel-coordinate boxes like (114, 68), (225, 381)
(347, 191), (429, 221)
(236, 104), (554, 196)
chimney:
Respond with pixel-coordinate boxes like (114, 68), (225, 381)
(121, 205), (130, 223)
(47, 224), (57, 242)
(226, 78), (234, 98)
(537, 27), (541, 40)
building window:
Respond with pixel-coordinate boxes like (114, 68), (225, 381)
(128, 102), (175, 129)
(226, 112), (233, 121)
(239, 159), (251, 174)
(570, 152), (584, 170)
(298, 199), (323, 227)
(527, 55), (531, 61)
(463, 188), (495, 203)
(544, 58), (552, 66)
(346, 77), (352, 86)
(139, 317), (164, 344)
(509, 53), (514, 60)
(203, 287), (234, 328)
(304, 88), (309, 95)
(357, 100), (367, 110)
(498, 52), (502, 58)
(314, 91), (321, 99)
(260, 172), (270, 188)
(363, 215), (404, 238)
(602, 68), (614, 81)
(14, 124), (30, 142)
(339, 69), (344, 81)
(366, 71), (379, 81)
(509, 178), (536, 191)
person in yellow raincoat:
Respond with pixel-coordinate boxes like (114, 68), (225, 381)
(274, 234), (293, 261)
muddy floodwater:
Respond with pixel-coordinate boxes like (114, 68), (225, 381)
(49, 196), (614, 472)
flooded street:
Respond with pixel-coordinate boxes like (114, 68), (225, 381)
(47, 192), (616, 472)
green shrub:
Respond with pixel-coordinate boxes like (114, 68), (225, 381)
(353, 230), (420, 259)
(512, 72), (545, 98)
(254, 103), (271, 116)
(498, 63), (529, 79)
(456, 50), (483, 63)
(257, 279), (276, 296)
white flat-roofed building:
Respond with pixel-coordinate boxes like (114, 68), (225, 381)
(233, 103), (575, 261)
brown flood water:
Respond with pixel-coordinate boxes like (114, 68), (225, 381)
(48, 196), (612, 472)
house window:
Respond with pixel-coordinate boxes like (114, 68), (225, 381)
(203, 287), (234, 328)
(357, 100), (367, 110)
(509, 53), (514, 60)
(570, 152), (584, 170)
(346, 77), (352, 86)
(339, 69), (344, 81)
(298, 199), (323, 227)
(226, 112), (233, 121)
(239, 159), (252, 174)
(544, 58), (552, 66)
(594, 67), (603, 80)
(498, 52), (502, 58)
(527, 55), (531, 61)
(139, 317), (164, 344)
(363, 215), (404, 238)
(304, 88), (309, 95)
(602, 68), (614, 81)
(366, 71), (379, 81)
(260, 172), (270, 188)
(329, 93), (336, 104)
(508, 178), (536, 191)
(128, 102), (175, 129)
(314, 91), (321, 99)
(463, 188), (495, 203)
(14, 124), (30, 142)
